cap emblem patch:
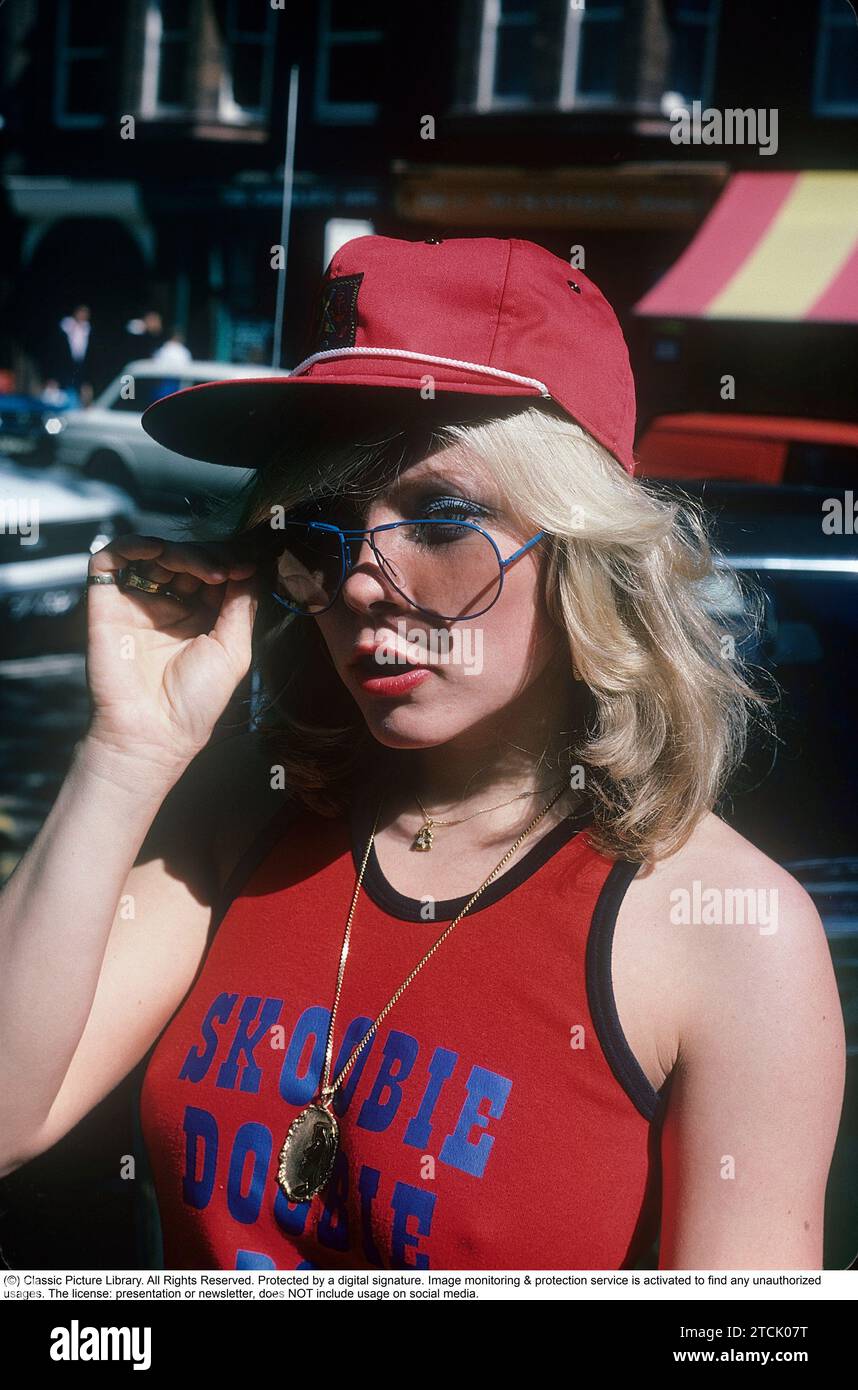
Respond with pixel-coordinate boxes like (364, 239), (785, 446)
(311, 271), (364, 353)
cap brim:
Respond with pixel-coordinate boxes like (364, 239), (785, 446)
(141, 372), (545, 467)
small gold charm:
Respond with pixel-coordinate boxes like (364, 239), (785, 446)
(413, 821), (434, 851)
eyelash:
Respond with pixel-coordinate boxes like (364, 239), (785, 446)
(421, 495), (490, 521)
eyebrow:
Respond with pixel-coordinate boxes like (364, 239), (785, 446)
(290, 457), (501, 521)
(391, 458), (495, 497)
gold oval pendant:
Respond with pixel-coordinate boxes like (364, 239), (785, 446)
(277, 1103), (339, 1203)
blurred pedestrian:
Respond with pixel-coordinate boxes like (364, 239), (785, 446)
(148, 329), (192, 401)
(123, 309), (164, 363)
(150, 330), (192, 370)
(39, 379), (73, 407)
(44, 304), (93, 408)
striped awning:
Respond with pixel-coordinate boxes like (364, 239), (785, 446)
(634, 172), (858, 322)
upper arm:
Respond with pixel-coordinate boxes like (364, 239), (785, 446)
(657, 856), (846, 1270)
(18, 732), (280, 1168)
(21, 854), (214, 1165)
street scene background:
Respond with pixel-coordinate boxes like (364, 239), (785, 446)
(0, 0), (856, 1270)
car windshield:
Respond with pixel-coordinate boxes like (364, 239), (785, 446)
(107, 377), (194, 412)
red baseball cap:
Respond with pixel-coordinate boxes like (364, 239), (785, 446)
(141, 234), (637, 475)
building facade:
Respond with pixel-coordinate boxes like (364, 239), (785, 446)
(1, 0), (856, 417)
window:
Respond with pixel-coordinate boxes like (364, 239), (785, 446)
(476, 0), (629, 111)
(314, 0), (385, 124)
(560, 0), (627, 107)
(814, 0), (858, 116)
(219, 0), (276, 123)
(476, 1), (540, 108)
(54, 0), (109, 128)
(141, 0), (192, 117)
(663, 0), (721, 107)
(471, 0), (723, 114)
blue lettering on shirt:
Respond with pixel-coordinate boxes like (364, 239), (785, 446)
(182, 1105), (218, 1209)
(217, 997), (284, 1093)
(172, 994), (513, 1269)
(438, 1065), (512, 1178)
(278, 1004), (330, 1105)
(391, 1181), (436, 1269)
(179, 993), (237, 1083)
(403, 1046), (458, 1149)
(227, 1121), (272, 1224)
(357, 1030), (418, 1132)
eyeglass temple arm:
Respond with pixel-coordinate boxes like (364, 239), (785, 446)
(501, 531), (545, 569)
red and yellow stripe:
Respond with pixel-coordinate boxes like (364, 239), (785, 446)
(635, 172), (858, 322)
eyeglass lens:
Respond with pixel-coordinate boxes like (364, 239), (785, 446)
(271, 519), (503, 619)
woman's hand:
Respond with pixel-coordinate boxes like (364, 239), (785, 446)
(84, 533), (260, 781)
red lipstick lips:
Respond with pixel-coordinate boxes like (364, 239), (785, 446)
(348, 643), (433, 697)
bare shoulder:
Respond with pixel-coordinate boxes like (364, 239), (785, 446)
(137, 728), (290, 904)
(624, 809), (825, 930)
(611, 812), (842, 1095)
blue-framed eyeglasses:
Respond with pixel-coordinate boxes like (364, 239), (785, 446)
(260, 517), (545, 622)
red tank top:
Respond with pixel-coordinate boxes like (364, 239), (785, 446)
(139, 796), (667, 1270)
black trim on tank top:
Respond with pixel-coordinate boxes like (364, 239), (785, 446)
(207, 795), (304, 947)
(355, 799), (670, 1124)
(350, 795), (595, 923)
(207, 791), (671, 1126)
(585, 858), (669, 1124)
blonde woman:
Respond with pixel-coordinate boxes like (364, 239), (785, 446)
(0, 237), (844, 1272)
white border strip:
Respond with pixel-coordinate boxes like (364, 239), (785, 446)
(288, 346), (551, 396)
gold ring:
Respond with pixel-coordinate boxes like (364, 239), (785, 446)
(122, 569), (168, 595)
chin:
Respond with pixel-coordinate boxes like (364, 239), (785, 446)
(357, 704), (468, 750)
(351, 686), (475, 750)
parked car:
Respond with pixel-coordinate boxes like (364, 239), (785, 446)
(54, 359), (280, 511)
(0, 393), (74, 466)
(0, 456), (134, 657)
(653, 478), (857, 1266)
(636, 414), (858, 487)
(655, 479), (857, 850)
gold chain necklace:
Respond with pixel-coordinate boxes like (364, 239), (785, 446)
(412, 778), (567, 851)
(276, 782), (568, 1203)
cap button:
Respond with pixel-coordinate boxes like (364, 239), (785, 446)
(424, 237), (444, 245)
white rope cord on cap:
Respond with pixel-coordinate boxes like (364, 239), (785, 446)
(288, 346), (552, 397)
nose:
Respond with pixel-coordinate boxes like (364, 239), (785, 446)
(339, 529), (407, 616)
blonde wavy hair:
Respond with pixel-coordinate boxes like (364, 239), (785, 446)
(198, 394), (771, 864)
